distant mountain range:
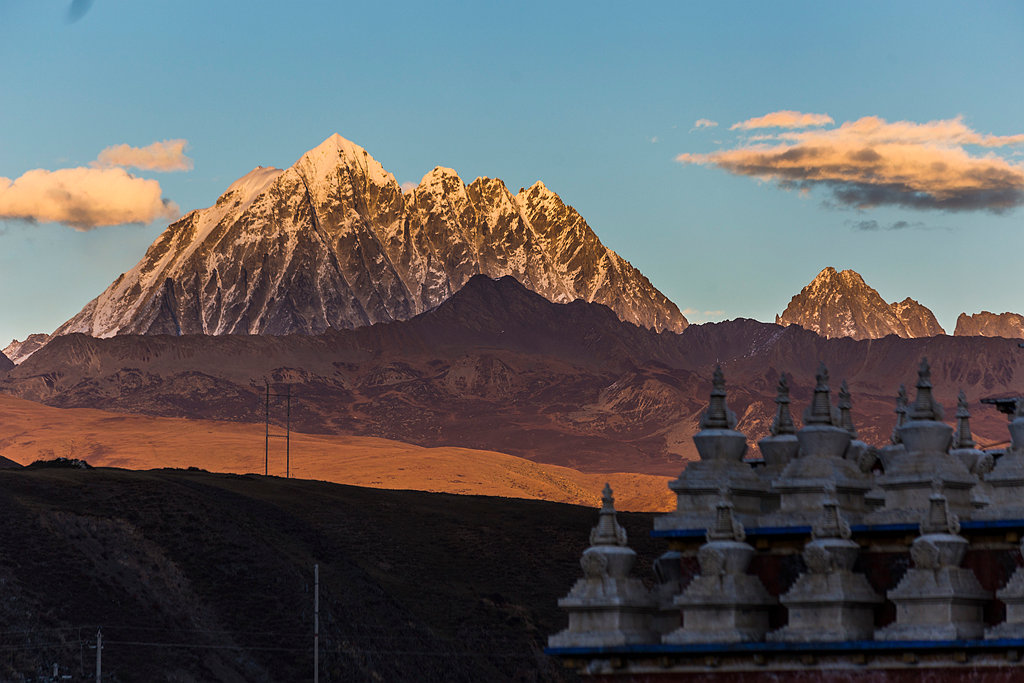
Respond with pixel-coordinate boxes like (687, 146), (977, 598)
(776, 267), (944, 340)
(776, 266), (1023, 341)
(5, 135), (1023, 368)
(955, 311), (1024, 338)
(4, 275), (1021, 475)
(49, 134), (685, 341)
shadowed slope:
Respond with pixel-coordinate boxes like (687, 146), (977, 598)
(0, 466), (659, 681)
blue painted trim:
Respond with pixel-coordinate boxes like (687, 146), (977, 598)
(651, 519), (1024, 539)
(545, 638), (1024, 657)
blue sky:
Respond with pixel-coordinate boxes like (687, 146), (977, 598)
(1, 1), (1023, 345)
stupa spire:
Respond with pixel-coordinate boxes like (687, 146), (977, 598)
(891, 384), (908, 444)
(952, 390), (976, 449)
(838, 380), (857, 439)
(803, 362), (835, 426)
(699, 365), (734, 430)
(812, 483), (852, 540)
(769, 373), (797, 436)
(921, 478), (960, 536)
(589, 483), (628, 546)
(910, 358), (942, 421)
(706, 488), (745, 542)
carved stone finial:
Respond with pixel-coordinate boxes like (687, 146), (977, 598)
(953, 390), (976, 449)
(891, 384), (909, 444)
(921, 479), (960, 535)
(589, 483), (628, 546)
(770, 373), (797, 436)
(706, 490), (745, 543)
(838, 379), (858, 438)
(910, 357), (943, 421)
(700, 365), (734, 430)
(804, 361), (835, 426)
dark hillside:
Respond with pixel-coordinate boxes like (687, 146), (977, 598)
(0, 467), (657, 682)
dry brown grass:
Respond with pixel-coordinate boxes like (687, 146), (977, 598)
(0, 394), (673, 511)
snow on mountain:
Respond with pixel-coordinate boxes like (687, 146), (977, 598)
(2, 333), (51, 364)
(889, 297), (945, 338)
(776, 267), (944, 340)
(54, 135), (687, 338)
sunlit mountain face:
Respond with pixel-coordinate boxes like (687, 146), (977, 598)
(52, 134), (685, 341)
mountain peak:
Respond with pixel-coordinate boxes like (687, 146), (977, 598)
(221, 166), (283, 203)
(52, 135), (686, 338)
(811, 266), (867, 288)
(418, 166), (465, 192)
(779, 267), (942, 340)
(310, 133), (368, 158)
(296, 133), (397, 189)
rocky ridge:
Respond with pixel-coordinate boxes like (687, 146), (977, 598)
(2, 333), (51, 365)
(53, 134), (686, 339)
(955, 311), (1024, 338)
(776, 267), (945, 340)
(5, 275), (1021, 475)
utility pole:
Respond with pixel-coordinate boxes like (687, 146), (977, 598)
(314, 563), (320, 683)
(264, 381), (270, 476)
(95, 628), (102, 682)
(286, 385), (291, 478)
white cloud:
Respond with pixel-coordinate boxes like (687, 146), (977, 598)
(93, 139), (193, 172)
(691, 119), (718, 132)
(730, 111), (834, 130)
(679, 114), (1024, 212)
(0, 167), (179, 230)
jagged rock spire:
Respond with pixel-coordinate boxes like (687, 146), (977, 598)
(589, 483), (628, 547)
(891, 384), (908, 444)
(803, 362), (835, 426)
(921, 478), (960, 535)
(706, 488), (745, 542)
(838, 380), (858, 438)
(699, 365), (734, 430)
(769, 373), (797, 436)
(953, 390), (976, 449)
(812, 483), (852, 540)
(910, 358), (942, 421)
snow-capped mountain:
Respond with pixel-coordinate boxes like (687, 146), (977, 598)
(54, 134), (687, 338)
(888, 297), (945, 337)
(954, 311), (1024, 338)
(2, 333), (51, 365)
(776, 267), (944, 340)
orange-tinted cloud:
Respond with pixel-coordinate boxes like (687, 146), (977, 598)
(730, 110), (834, 130)
(678, 115), (1024, 212)
(93, 139), (193, 172)
(692, 118), (718, 130)
(0, 167), (180, 230)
